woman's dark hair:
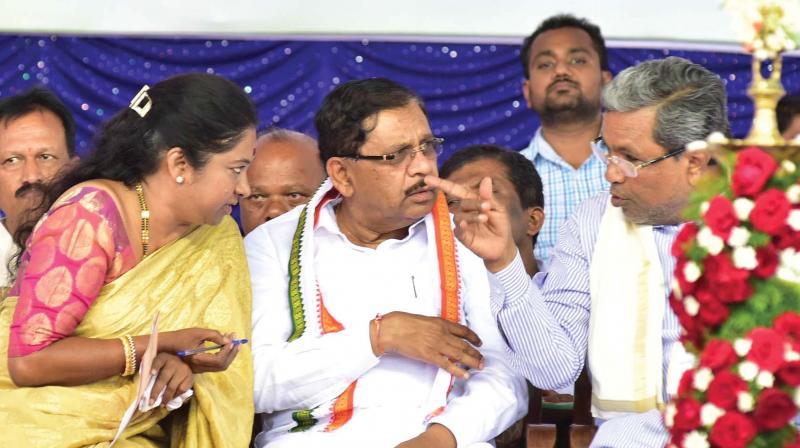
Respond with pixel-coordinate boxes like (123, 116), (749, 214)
(13, 72), (257, 257)
(314, 78), (426, 163)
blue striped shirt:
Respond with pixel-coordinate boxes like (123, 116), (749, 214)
(519, 129), (608, 268)
(488, 193), (682, 448)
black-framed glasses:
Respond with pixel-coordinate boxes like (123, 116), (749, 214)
(344, 137), (445, 165)
(591, 137), (686, 178)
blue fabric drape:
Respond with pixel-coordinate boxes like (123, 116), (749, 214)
(1, 35), (798, 160)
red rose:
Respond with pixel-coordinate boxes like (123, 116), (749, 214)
(732, 146), (778, 197)
(709, 411), (758, 448)
(777, 360), (800, 386)
(753, 387), (797, 430)
(750, 188), (791, 235)
(672, 222), (698, 258)
(747, 328), (786, 372)
(703, 196), (738, 240)
(677, 368), (695, 396)
(702, 254), (753, 303)
(672, 397), (702, 432)
(775, 312), (800, 345)
(775, 224), (800, 250)
(707, 370), (748, 410)
(700, 339), (738, 372)
(670, 294), (704, 347)
(697, 295), (730, 327)
(754, 243), (780, 278)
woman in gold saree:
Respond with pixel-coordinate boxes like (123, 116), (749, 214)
(0, 73), (256, 447)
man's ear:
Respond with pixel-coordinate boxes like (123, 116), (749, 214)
(601, 70), (613, 86)
(326, 157), (354, 197)
(522, 79), (533, 109)
(526, 206), (545, 238)
(685, 150), (713, 187)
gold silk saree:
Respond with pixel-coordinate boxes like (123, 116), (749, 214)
(0, 217), (253, 447)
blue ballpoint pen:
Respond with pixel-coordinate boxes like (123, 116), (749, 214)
(177, 338), (248, 357)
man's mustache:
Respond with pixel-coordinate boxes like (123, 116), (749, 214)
(15, 182), (46, 198)
(548, 76), (579, 92)
(404, 179), (428, 196)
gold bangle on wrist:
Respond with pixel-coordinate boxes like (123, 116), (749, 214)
(120, 335), (137, 376)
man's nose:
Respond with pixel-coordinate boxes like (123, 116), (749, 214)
(21, 161), (42, 184)
(265, 198), (291, 221)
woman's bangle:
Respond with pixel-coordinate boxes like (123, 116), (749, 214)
(120, 335), (137, 376)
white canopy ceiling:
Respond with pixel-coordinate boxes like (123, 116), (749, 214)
(0, 0), (766, 46)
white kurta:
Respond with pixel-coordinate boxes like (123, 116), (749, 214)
(246, 199), (527, 448)
(0, 223), (15, 288)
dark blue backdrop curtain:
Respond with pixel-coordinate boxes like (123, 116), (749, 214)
(1, 35), (798, 160)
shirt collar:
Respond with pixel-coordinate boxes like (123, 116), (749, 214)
(315, 198), (429, 245)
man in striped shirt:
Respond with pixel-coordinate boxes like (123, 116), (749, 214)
(428, 57), (728, 447)
(518, 15), (612, 268)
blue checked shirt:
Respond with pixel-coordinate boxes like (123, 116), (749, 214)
(519, 128), (608, 268)
(488, 193), (683, 448)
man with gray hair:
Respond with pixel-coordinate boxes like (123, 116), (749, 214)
(426, 56), (727, 446)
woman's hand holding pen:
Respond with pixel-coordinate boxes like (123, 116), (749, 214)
(159, 328), (241, 374)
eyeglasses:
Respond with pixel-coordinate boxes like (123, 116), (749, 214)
(344, 137), (444, 166)
(591, 137), (686, 178)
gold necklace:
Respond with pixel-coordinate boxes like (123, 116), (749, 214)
(134, 183), (150, 256)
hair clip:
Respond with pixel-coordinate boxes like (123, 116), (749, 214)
(129, 85), (152, 118)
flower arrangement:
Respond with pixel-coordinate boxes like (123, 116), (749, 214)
(666, 147), (800, 448)
(665, 1), (800, 444)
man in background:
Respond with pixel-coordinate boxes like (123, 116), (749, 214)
(519, 14), (612, 268)
(240, 128), (325, 235)
(0, 87), (76, 288)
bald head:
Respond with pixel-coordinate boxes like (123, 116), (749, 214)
(241, 129), (326, 234)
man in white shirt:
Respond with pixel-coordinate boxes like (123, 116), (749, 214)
(0, 87), (76, 288)
(246, 78), (526, 448)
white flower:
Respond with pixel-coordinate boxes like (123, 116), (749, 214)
(787, 184), (800, 204)
(685, 296), (700, 317)
(786, 350), (800, 362)
(756, 370), (775, 389)
(684, 430), (710, 448)
(733, 198), (755, 221)
(738, 391), (754, 412)
(693, 367), (713, 391)
(732, 246), (758, 270)
(687, 140), (709, 152)
(701, 403), (725, 426)
(684, 261), (702, 283)
(734, 338), (752, 357)
(708, 131), (728, 145)
(664, 402), (677, 428)
(727, 226), (751, 248)
(739, 361), (759, 381)
(697, 227), (724, 255)
(788, 210), (800, 231)
(795, 388), (800, 408)
(782, 159), (797, 174)
(700, 201), (710, 215)
(777, 248), (800, 283)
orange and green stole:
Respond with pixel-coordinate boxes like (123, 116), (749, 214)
(286, 179), (462, 433)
